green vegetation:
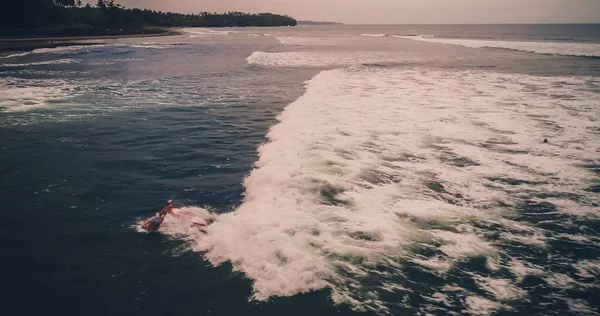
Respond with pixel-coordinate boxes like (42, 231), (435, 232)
(0, 0), (297, 37)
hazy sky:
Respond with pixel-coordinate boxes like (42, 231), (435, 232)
(112, 0), (600, 24)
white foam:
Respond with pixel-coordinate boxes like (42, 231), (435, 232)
(31, 45), (102, 55)
(134, 207), (214, 232)
(246, 51), (425, 68)
(170, 66), (598, 311)
(566, 299), (596, 314)
(499, 232), (547, 248)
(0, 52), (31, 59)
(430, 292), (451, 306)
(396, 35), (600, 57)
(572, 260), (600, 278)
(532, 198), (600, 217)
(555, 233), (598, 244)
(471, 275), (526, 300)
(0, 78), (78, 112)
(181, 28), (233, 36)
(0, 58), (78, 68)
(275, 36), (348, 46)
(433, 230), (497, 259)
(1, 44), (121, 60)
(411, 256), (452, 271)
(508, 260), (545, 281)
(464, 296), (500, 315)
(545, 273), (577, 288)
(146, 206), (215, 238)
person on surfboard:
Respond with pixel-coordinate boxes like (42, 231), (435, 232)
(143, 200), (173, 231)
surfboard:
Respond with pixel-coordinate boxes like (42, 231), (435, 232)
(169, 208), (208, 226)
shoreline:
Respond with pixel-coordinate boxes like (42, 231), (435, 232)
(0, 29), (181, 53)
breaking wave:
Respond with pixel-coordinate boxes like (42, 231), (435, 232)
(181, 65), (599, 314)
(0, 58), (79, 68)
(396, 35), (600, 58)
(246, 51), (431, 68)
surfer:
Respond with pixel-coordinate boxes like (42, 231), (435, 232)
(142, 200), (173, 232)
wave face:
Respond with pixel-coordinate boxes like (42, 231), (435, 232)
(397, 35), (600, 57)
(187, 66), (600, 314)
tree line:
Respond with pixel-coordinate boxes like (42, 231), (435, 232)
(1, 0), (297, 37)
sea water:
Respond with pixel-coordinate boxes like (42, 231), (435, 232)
(1, 24), (599, 315)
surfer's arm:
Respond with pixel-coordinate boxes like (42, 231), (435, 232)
(158, 206), (170, 217)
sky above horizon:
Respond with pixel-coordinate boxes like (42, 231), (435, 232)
(109, 0), (600, 24)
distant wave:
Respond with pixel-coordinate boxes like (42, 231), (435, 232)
(361, 33), (388, 37)
(0, 43), (179, 60)
(180, 28), (233, 36)
(1, 45), (108, 59)
(0, 59), (78, 68)
(246, 51), (425, 68)
(31, 45), (103, 55)
(395, 35), (600, 58)
(275, 36), (345, 46)
(0, 52), (32, 59)
(124, 42), (187, 49)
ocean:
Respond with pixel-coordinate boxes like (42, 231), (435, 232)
(1, 24), (599, 316)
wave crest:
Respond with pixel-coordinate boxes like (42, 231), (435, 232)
(396, 35), (600, 57)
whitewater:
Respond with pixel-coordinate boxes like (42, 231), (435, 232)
(192, 66), (599, 313)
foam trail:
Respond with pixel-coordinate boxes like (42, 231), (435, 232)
(183, 67), (599, 313)
(396, 35), (600, 57)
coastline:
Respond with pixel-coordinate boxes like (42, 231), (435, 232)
(0, 28), (181, 53)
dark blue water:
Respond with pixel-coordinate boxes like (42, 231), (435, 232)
(0, 38), (342, 315)
(1, 25), (599, 316)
